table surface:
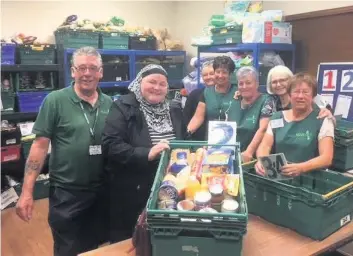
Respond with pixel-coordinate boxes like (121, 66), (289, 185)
(80, 214), (353, 256)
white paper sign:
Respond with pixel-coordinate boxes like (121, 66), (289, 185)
(316, 94), (334, 108)
(18, 122), (35, 137)
(1, 187), (19, 210)
(334, 94), (352, 118)
(341, 70), (353, 92)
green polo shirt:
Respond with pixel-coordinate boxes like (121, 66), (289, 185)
(32, 86), (113, 190)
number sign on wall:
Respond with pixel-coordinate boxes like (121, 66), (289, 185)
(317, 63), (353, 122)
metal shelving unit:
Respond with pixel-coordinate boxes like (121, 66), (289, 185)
(63, 48), (187, 89)
(197, 43), (296, 91)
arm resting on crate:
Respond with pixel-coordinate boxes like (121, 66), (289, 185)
(298, 136), (334, 173)
(187, 102), (206, 134)
(245, 117), (270, 158)
(102, 102), (151, 169)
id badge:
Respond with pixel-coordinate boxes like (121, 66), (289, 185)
(89, 145), (102, 155)
(270, 118), (284, 129)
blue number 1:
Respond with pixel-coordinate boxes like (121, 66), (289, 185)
(343, 71), (353, 91)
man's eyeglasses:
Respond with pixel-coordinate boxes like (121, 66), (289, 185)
(73, 66), (101, 73)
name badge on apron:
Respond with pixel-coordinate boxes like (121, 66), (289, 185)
(271, 119), (284, 129)
(89, 145), (102, 155)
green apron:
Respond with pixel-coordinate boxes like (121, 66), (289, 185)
(228, 94), (267, 152)
(204, 85), (237, 121)
(271, 109), (323, 163)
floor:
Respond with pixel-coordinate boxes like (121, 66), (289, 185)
(2, 199), (353, 256)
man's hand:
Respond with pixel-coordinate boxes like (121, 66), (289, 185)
(16, 193), (34, 222)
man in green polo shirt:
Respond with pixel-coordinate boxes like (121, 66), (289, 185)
(15, 46), (113, 256)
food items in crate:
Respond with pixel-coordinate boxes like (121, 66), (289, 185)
(221, 199), (239, 213)
(194, 191), (212, 211)
(19, 72), (32, 90)
(157, 147), (241, 214)
(177, 199), (195, 211)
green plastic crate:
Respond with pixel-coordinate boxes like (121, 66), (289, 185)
(100, 32), (129, 49)
(147, 141), (248, 256)
(243, 163), (353, 240)
(211, 25), (242, 45)
(19, 45), (56, 64)
(335, 120), (353, 139)
(1, 91), (15, 113)
(22, 140), (34, 159)
(332, 145), (353, 171)
(161, 63), (184, 80)
(55, 29), (100, 49)
(16, 72), (55, 92)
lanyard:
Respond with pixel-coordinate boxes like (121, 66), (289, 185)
(219, 100), (232, 121)
(79, 102), (99, 138)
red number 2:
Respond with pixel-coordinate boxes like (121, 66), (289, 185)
(324, 71), (335, 89)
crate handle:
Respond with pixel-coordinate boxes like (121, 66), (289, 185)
(322, 181), (353, 200)
(30, 45), (45, 51)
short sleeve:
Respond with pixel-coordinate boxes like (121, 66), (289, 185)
(318, 118), (335, 140)
(32, 93), (57, 139)
(260, 96), (275, 118)
(199, 91), (205, 103)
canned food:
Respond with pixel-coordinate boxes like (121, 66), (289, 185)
(177, 199), (195, 211)
(158, 180), (179, 201)
(221, 199), (239, 213)
(194, 191), (212, 211)
(158, 199), (177, 210)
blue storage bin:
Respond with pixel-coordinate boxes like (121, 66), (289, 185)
(17, 91), (50, 113)
(1, 43), (16, 65)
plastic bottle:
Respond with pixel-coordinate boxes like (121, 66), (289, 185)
(185, 176), (201, 201)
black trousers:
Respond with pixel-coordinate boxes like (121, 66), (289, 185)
(48, 186), (108, 256)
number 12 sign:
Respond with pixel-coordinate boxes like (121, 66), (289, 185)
(318, 63), (353, 93)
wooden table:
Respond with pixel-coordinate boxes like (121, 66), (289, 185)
(80, 215), (353, 256)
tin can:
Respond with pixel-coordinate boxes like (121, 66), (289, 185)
(209, 184), (224, 212)
(221, 199), (239, 213)
(194, 191), (212, 211)
(158, 180), (179, 201)
(177, 199), (195, 211)
(158, 199), (177, 210)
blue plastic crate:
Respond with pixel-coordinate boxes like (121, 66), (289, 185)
(17, 91), (50, 113)
(1, 43), (16, 65)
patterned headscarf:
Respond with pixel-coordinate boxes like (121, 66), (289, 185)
(128, 64), (173, 133)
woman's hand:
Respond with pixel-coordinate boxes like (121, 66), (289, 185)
(148, 140), (170, 161)
(241, 151), (253, 163)
(281, 163), (305, 177)
(234, 90), (241, 99)
(317, 108), (333, 120)
(255, 161), (266, 176)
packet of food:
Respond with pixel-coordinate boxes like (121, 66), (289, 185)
(225, 174), (240, 197)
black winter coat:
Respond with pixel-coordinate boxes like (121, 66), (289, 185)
(102, 93), (185, 242)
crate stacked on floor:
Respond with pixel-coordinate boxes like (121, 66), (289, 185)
(146, 141), (248, 256)
(332, 120), (353, 172)
(1, 43), (57, 114)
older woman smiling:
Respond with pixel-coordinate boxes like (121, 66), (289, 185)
(256, 73), (334, 177)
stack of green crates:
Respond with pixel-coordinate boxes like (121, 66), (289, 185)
(55, 29), (100, 49)
(147, 141), (248, 256)
(243, 161), (353, 240)
(333, 120), (353, 171)
(1, 74), (16, 113)
(19, 45), (56, 64)
(100, 31), (129, 49)
(211, 25), (242, 45)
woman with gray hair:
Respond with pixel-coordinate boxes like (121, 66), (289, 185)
(267, 65), (333, 119)
(228, 66), (273, 163)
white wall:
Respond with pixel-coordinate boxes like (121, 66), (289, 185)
(0, 1), (177, 43)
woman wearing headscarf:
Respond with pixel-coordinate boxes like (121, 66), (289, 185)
(183, 61), (215, 140)
(102, 64), (185, 242)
